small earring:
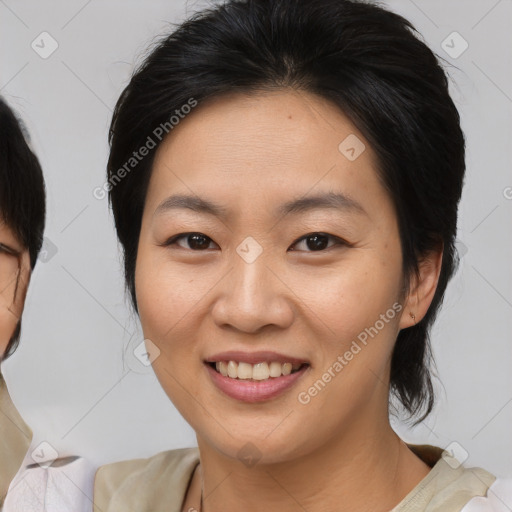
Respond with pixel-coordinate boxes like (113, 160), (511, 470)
(409, 312), (416, 324)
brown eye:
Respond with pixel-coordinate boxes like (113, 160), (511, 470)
(165, 233), (217, 251)
(0, 242), (19, 256)
(289, 233), (346, 252)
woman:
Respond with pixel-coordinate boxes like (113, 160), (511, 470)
(0, 97), (94, 511)
(94, 0), (511, 510)
(0, 96), (45, 507)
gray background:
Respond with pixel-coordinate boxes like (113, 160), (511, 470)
(1, 0), (511, 477)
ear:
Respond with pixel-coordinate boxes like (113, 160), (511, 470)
(398, 242), (444, 330)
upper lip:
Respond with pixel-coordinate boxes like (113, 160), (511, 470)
(204, 350), (309, 365)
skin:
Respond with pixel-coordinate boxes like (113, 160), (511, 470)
(134, 88), (443, 512)
(0, 220), (30, 357)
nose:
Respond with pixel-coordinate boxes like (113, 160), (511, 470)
(210, 249), (294, 334)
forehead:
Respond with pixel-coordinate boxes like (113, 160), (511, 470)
(144, 89), (392, 221)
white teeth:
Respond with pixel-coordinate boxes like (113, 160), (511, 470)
(212, 360), (305, 380)
(237, 362), (253, 379)
(252, 362), (269, 380)
(269, 361), (282, 377)
(217, 361), (228, 377)
(227, 360), (238, 378)
(282, 362), (292, 375)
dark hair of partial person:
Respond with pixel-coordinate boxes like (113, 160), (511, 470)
(0, 96), (46, 359)
(105, 0), (465, 424)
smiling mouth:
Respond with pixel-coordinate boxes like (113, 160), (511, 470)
(206, 360), (309, 381)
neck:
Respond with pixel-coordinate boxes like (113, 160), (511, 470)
(193, 418), (431, 512)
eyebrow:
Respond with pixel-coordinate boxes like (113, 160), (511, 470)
(154, 191), (368, 219)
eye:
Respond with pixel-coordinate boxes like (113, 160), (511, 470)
(0, 242), (17, 255)
(162, 231), (348, 252)
(289, 232), (347, 252)
(163, 232), (218, 251)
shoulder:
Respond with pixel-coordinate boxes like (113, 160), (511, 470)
(460, 477), (512, 512)
(0, 374), (32, 504)
(3, 456), (96, 512)
(93, 446), (200, 512)
(394, 444), (502, 512)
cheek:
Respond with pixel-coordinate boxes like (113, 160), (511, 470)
(137, 262), (200, 330)
(298, 254), (402, 342)
(134, 255), (202, 411)
(134, 248), (219, 362)
(0, 309), (18, 355)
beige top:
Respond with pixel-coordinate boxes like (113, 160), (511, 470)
(93, 443), (496, 512)
(0, 373), (32, 508)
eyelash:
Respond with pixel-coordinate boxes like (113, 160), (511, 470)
(0, 242), (18, 256)
(162, 232), (349, 253)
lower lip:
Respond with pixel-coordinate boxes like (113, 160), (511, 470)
(205, 363), (309, 403)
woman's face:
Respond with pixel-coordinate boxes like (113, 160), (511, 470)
(0, 221), (30, 356)
(135, 89), (419, 463)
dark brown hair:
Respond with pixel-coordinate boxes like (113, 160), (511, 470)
(0, 96), (46, 358)
(106, 0), (465, 423)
